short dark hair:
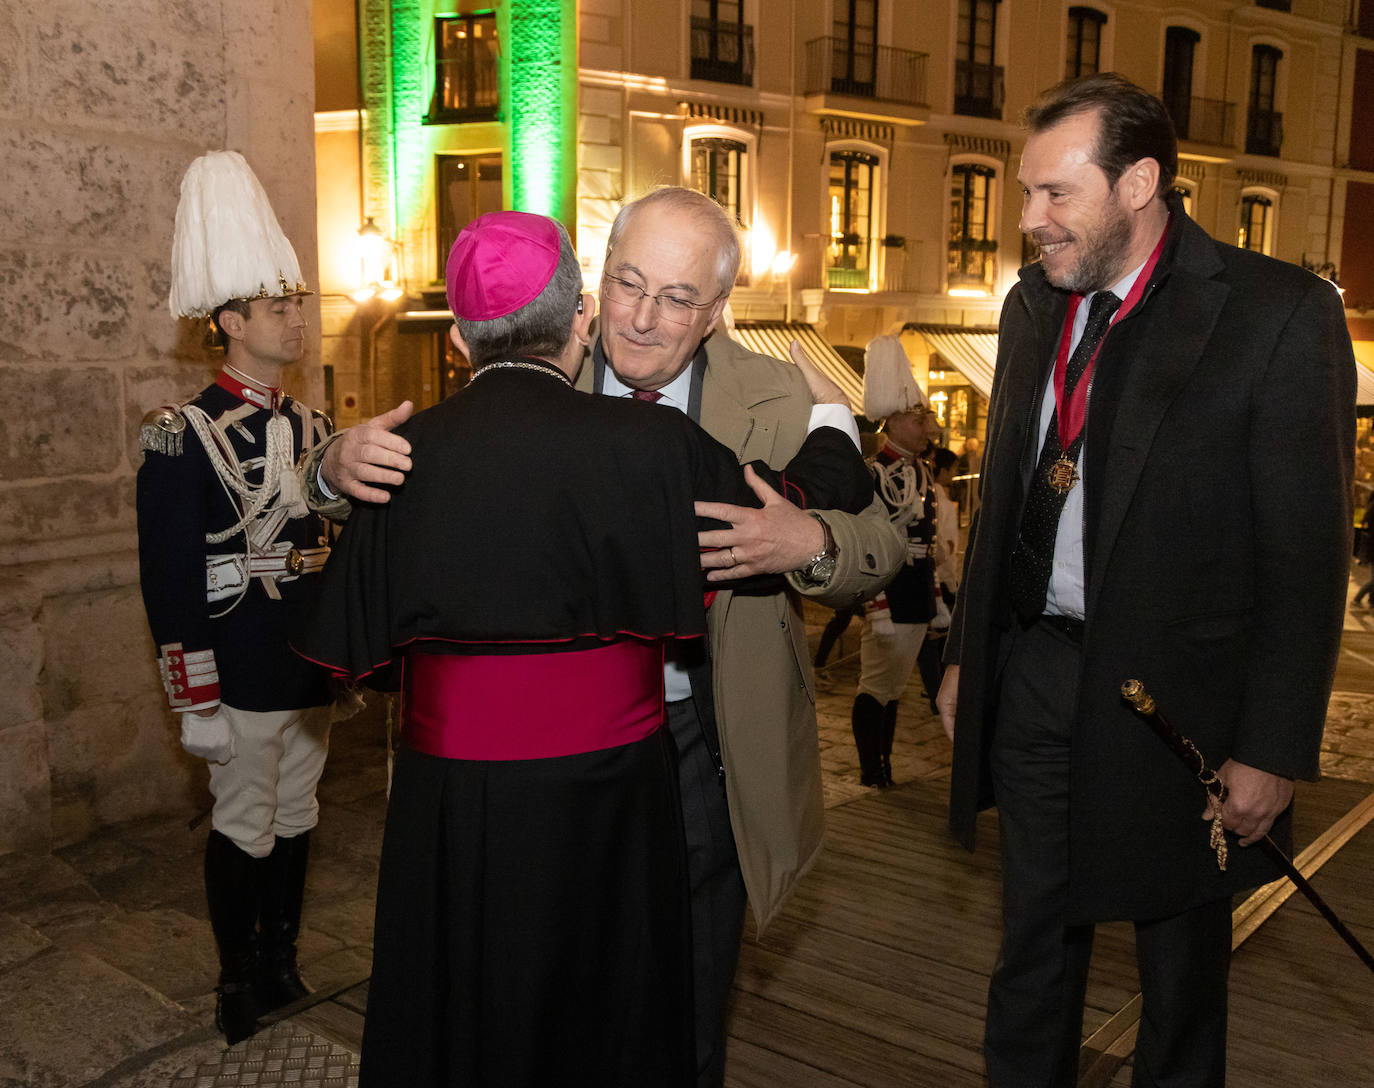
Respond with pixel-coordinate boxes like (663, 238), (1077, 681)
(210, 298), (252, 350)
(1023, 72), (1178, 198)
(933, 447), (959, 474)
(455, 222), (583, 367)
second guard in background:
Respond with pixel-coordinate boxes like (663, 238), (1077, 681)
(135, 150), (337, 1045)
(850, 335), (944, 787)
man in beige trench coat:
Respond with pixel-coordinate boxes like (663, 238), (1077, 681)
(307, 188), (905, 1086)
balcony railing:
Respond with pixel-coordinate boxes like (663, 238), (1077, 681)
(690, 17), (754, 86)
(424, 53), (499, 124)
(1164, 95), (1236, 148)
(954, 59), (1004, 119)
(797, 235), (918, 293)
(1246, 108), (1284, 157)
(804, 37), (928, 108)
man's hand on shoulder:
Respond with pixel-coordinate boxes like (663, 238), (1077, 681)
(697, 465), (826, 581)
(1210, 759), (1294, 847)
(322, 400), (415, 504)
(789, 340), (850, 410)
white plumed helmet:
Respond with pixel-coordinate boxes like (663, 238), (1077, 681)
(862, 334), (929, 422)
(168, 150), (311, 319)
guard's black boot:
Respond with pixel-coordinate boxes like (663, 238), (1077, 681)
(880, 701), (899, 787)
(852, 693), (887, 787)
(204, 830), (262, 1045)
(256, 831), (313, 1013)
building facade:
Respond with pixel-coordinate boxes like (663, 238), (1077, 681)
(317, 0), (1370, 449)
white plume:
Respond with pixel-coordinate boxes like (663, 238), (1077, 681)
(169, 150), (307, 318)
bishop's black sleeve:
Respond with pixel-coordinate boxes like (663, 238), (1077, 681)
(290, 494), (400, 689)
(766, 425), (872, 514)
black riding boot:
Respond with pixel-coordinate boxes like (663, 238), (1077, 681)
(880, 701), (899, 787)
(204, 830), (262, 1045)
(257, 831), (313, 1013)
(852, 693), (887, 787)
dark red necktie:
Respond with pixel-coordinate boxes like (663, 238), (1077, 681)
(632, 389), (663, 403)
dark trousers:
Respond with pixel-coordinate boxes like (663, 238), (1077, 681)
(986, 619), (1232, 1088)
(667, 696), (747, 1088)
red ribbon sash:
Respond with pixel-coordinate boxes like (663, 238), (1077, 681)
(1052, 224), (1169, 450)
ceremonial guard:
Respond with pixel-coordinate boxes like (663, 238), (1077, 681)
(135, 151), (334, 1045)
(850, 336), (944, 787)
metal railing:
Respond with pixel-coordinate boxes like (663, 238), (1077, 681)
(953, 59), (1004, 119)
(797, 235), (919, 294)
(690, 17), (754, 86)
(804, 37), (928, 107)
(1164, 95), (1236, 147)
(1246, 108), (1284, 157)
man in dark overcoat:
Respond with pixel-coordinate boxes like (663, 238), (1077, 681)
(937, 73), (1355, 1086)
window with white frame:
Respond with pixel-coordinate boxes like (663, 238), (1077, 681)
(685, 129), (752, 284)
(827, 149), (878, 289)
(948, 161), (997, 294)
(1238, 190), (1275, 254)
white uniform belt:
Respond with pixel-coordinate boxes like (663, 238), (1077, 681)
(206, 546), (330, 602)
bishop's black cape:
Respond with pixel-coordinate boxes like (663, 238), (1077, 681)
(293, 360), (868, 681)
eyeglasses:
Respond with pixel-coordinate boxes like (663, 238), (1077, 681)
(601, 275), (723, 326)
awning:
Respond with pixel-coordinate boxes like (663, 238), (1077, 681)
(1352, 341), (1374, 407)
(906, 325), (999, 399)
(728, 321), (864, 408)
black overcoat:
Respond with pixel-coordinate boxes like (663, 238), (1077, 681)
(947, 206), (1355, 922)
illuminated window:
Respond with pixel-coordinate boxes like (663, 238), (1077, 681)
(827, 150), (876, 289)
(1065, 8), (1106, 80)
(1172, 180), (1195, 217)
(1238, 192), (1273, 254)
(426, 13), (499, 124)
(949, 163), (997, 294)
(437, 154), (504, 275)
(690, 138), (745, 226)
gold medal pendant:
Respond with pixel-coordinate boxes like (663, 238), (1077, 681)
(1047, 455), (1080, 494)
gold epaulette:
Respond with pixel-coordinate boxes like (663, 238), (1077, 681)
(139, 405), (187, 456)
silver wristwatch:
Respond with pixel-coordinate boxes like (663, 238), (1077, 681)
(798, 514), (839, 586)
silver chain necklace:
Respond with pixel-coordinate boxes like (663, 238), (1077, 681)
(472, 359), (573, 388)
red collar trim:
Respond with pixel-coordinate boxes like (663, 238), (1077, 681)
(216, 367), (282, 410)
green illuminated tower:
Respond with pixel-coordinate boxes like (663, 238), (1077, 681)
(500, 0), (578, 227)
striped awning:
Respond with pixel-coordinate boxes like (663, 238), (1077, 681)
(1352, 341), (1374, 407)
(728, 321), (864, 408)
(907, 325), (999, 399)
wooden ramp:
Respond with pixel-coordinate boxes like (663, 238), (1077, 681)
(725, 779), (1374, 1087)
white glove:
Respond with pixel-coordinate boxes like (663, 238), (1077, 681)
(180, 707), (234, 764)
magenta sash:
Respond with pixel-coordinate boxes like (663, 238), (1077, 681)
(402, 641), (665, 760)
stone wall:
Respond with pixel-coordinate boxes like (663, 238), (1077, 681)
(0, 0), (320, 854)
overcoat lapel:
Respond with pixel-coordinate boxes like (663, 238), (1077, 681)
(1085, 228), (1228, 621)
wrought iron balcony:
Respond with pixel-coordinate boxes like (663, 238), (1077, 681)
(954, 59), (1004, 119)
(1246, 108), (1284, 157)
(1164, 95), (1236, 148)
(804, 37), (928, 108)
(691, 17), (754, 86)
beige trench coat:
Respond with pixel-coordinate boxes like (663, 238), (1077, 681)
(604, 334), (905, 928)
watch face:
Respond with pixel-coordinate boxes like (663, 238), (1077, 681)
(811, 555), (838, 582)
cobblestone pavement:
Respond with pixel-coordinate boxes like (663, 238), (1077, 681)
(1, 593), (1372, 1086)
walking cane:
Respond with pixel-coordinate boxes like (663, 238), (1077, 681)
(1120, 678), (1374, 974)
